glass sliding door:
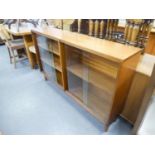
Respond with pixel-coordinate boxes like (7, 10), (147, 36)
(65, 44), (115, 122)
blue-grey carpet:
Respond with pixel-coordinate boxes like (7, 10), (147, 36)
(0, 45), (132, 135)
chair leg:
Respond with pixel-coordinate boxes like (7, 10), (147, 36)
(6, 46), (13, 64)
(12, 50), (16, 68)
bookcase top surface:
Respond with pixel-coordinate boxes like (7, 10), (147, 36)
(136, 53), (155, 76)
(32, 27), (141, 63)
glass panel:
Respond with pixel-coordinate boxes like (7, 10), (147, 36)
(66, 45), (85, 102)
(85, 67), (114, 122)
(66, 45), (115, 122)
(36, 35), (57, 83)
(82, 53), (114, 122)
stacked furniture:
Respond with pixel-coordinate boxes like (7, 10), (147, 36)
(116, 19), (154, 50)
(32, 27), (141, 130)
(70, 19), (154, 54)
(71, 19), (119, 40)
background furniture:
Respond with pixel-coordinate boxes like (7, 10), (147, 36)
(53, 19), (155, 55)
(121, 54), (155, 124)
(132, 65), (155, 134)
(71, 19), (119, 40)
(4, 19), (38, 29)
(117, 20), (155, 54)
(70, 19), (89, 34)
(145, 29), (155, 54)
(21, 19), (155, 55)
(5, 23), (38, 68)
(116, 19), (154, 51)
(32, 27), (141, 131)
(0, 24), (26, 68)
(44, 19), (75, 31)
(0, 23), (11, 44)
(0, 19), (5, 44)
(70, 19), (154, 54)
(116, 19), (143, 45)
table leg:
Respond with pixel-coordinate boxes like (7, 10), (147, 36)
(23, 35), (37, 69)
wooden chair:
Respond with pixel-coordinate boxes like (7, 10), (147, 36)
(74, 19), (102, 37)
(71, 19), (119, 40)
(105, 19), (119, 40)
(70, 19), (89, 34)
(70, 19), (78, 32)
(88, 19), (119, 40)
(116, 19), (143, 45)
(116, 19), (154, 51)
(0, 25), (26, 68)
(137, 19), (154, 49)
(73, 19), (153, 50)
(70, 19), (101, 37)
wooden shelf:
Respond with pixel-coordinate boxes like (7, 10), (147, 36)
(41, 58), (62, 72)
(67, 63), (115, 96)
(56, 70), (63, 86)
(38, 43), (60, 56)
(65, 45), (118, 79)
(45, 71), (63, 89)
(43, 62), (63, 88)
(83, 57), (118, 79)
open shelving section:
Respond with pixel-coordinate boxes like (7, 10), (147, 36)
(34, 35), (65, 89)
(38, 41), (60, 56)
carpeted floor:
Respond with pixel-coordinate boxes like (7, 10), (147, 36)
(0, 45), (132, 135)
